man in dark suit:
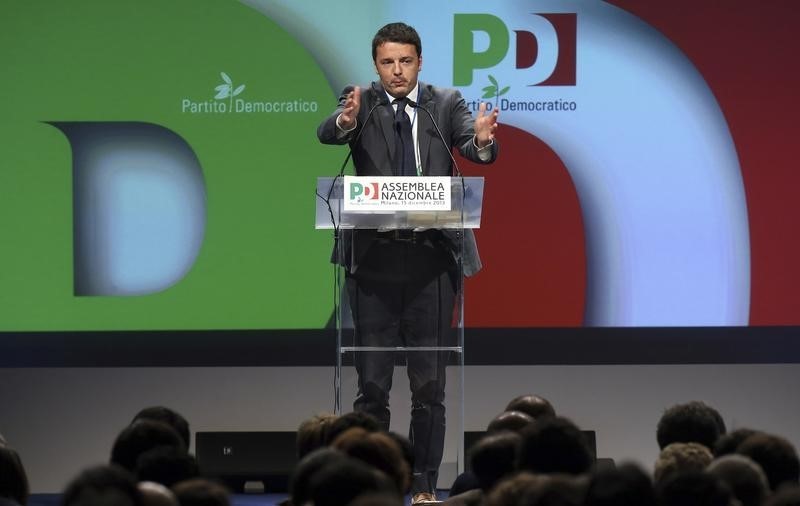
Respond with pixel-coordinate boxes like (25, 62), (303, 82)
(317, 22), (499, 503)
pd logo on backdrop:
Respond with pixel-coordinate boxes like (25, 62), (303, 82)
(453, 13), (577, 87)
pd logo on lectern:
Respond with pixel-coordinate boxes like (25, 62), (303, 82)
(349, 181), (380, 203)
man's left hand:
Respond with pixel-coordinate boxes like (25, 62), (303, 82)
(475, 102), (499, 148)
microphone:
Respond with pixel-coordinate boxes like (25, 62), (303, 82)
(405, 98), (462, 177)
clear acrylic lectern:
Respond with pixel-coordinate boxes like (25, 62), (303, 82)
(315, 176), (484, 486)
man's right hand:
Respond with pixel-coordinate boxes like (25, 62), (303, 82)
(338, 86), (361, 130)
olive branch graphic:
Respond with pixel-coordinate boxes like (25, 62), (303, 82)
(214, 72), (245, 112)
(482, 74), (510, 108)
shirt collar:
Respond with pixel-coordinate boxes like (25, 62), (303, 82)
(383, 82), (420, 105)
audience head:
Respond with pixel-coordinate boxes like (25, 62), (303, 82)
(517, 416), (593, 475)
(656, 401), (725, 450)
(62, 465), (142, 506)
(707, 454), (769, 506)
(654, 442), (714, 485)
(135, 447), (199, 487)
(0, 447), (28, 506)
(290, 448), (347, 506)
(505, 395), (556, 420)
(737, 432), (800, 491)
(346, 492), (404, 506)
(131, 407), (191, 451)
(584, 462), (656, 506)
(111, 420), (186, 474)
(171, 479), (230, 506)
(296, 412), (338, 460)
(385, 432), (414, 476)
(764, 485), (800, 506)
(655, 470), (734, 506)
(520, 474), (586, 506)
(487, 472), (585, 506)
(324, 411), (382, 445)
(331, 427), (410, 494)
(487, 411), (535, 434)
(137, 482), (177, 506)
(469, 431), (521, 491)
(714, 428), (760, 458)
(307, 454), (397, 506)
(485, 472), (543, 506)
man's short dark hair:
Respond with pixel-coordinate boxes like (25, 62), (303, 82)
(764, 485), (800, 506)
(296, 412), (338, 460)
(135, 446), (199, 487)
(290, 448), (347, 506)
(372, 23), (421, 61)
(324, 411), (382, 445)
(707, 454), (769, 506)
(331, 427), (410, 494)
(584, 462), (656, 506)
(517, 416), (593, 475)
(62, 465), (142, 506)
(0, 447), (28, 506)
(131, 407), (191, 451)
(655, 471), (733, 506)
(505, 395), (556, 420)
(171, 479), (230, 506)
(714, 428), (759, 457)
(469, 431), (521, 491)
(110, 420), (186, 473)
(487, 411), (535, 434)
(656, 401), (725, 450)
(308, 454), (397, 506)
(737, 432), (800, 491)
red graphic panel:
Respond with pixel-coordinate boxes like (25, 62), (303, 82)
(459, 124), (586, 327)
(606, 0), (800, 324)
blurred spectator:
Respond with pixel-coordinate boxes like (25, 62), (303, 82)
(0, 447), (28, 506)
(655, 471), (734, 506)
(656, 401), (725, 450)
(132, 407), (191, 451)
(707, 454), (769, 506)
(505, 395), (556, 420)
(714, 428), (760, 458)
(737, 432), (800, 491)
(517, 416), (593, 475)
(584, 462), (656, 506)
(111, 420), (185, 474)
(654, 442), (714, 485)
(296, 412), (338, 459)
(171, 479), (230, 506)
(62, 465), (142, 506)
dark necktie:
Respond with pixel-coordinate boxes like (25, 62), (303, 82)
(392, 98), (416, 176)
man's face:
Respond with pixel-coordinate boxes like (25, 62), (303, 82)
(374, 41), (422, 99)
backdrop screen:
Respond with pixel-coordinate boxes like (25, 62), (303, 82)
(1, 1), (798, 358)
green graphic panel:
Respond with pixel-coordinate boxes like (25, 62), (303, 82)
(0, 1), (340, 330)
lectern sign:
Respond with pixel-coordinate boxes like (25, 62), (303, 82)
(343, 176), (452, 211)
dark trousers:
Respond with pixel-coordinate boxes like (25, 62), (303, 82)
(346, 232), (457, 494)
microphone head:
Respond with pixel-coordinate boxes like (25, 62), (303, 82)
(371, 84), (389, 105)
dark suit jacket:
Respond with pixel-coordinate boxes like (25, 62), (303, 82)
(317, 81), (498, 277)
